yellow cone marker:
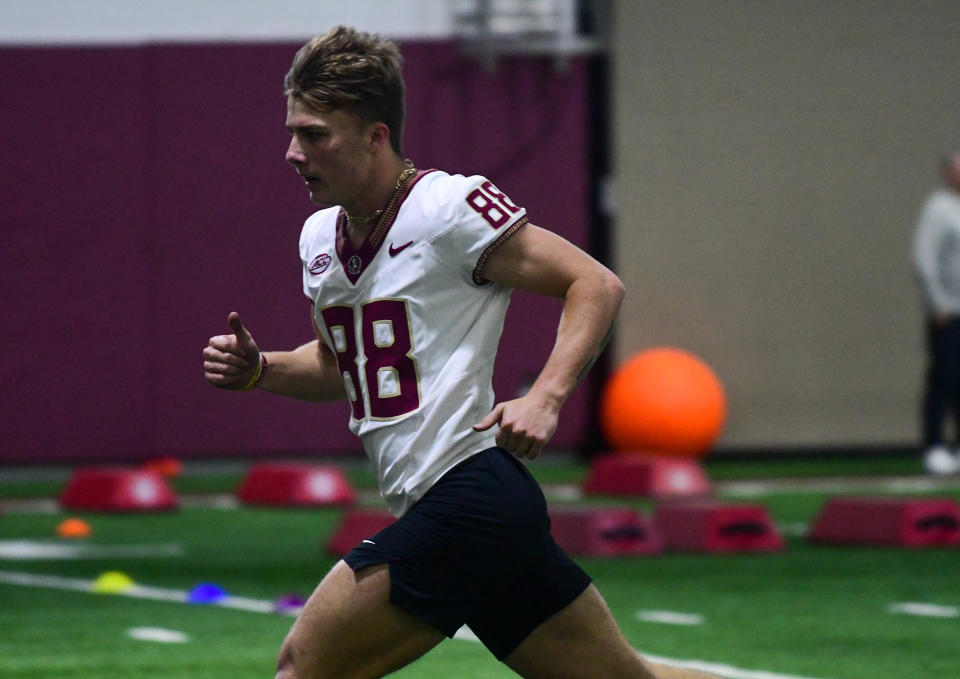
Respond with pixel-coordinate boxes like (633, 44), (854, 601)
(92, 570), (135, 594)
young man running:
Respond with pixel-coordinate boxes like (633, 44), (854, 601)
(204, 25), (717, 679)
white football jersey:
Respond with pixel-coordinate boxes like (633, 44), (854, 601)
(299, 170), (528, 516)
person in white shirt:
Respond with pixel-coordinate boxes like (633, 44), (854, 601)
(203, 25), (718, 679)
(913, 152), (960, 475)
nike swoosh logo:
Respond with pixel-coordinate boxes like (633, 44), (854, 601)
(362, 539), (376, 545)
(389, 241), (414, 257)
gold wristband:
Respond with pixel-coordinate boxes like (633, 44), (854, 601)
(241, 353), (267, 391)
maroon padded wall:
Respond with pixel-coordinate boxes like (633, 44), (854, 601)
(0, 41), (591, 464)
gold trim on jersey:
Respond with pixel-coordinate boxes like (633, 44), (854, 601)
(473, 216), (529, 285)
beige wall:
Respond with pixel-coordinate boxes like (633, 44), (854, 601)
(611, 1), (960, 447)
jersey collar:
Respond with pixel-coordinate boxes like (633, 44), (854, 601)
(336, 170), (435, 285)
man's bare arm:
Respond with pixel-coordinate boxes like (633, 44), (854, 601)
(473, 224), (625, 458)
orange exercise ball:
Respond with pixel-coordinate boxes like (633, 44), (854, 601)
(600, 347), (726, 458)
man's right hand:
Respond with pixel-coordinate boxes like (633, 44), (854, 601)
(203, 312), (262, 389)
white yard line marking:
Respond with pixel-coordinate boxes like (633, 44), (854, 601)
(0, 570), (280, 614)
(453, 626), (481, 642)
(635, 610), (704, 625)
(0, 495), (242, 515)
(0, 540), (184, 561)
(775, 522), (809, 537)
(5, 473), (960, 516)
(642, 652), (832, 679)
(888, 602), (958, 618)
(0, 570), (99, 594)
(457, 625), (829, 679)
(127, 627), (190, 643)
(716, 475), (960, 497)
(542, 484), (583, 501)
(178, 495), (240, 510)
(1, 569), (832, 679)
(0, 499), (60, 514)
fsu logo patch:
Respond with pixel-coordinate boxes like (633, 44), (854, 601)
(347, 255), (362, 275)
(308, 253), (331, 275)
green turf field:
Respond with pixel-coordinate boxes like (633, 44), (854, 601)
(1, 457), (959, 679)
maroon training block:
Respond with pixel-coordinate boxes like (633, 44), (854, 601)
(59, 468), (178, 512)
(584, 453), (711, 498)
(549, 507), (662, 556)
(653, 500), (784, 553)
(237, 464), (355, 507)
(809, 496), (960, 547)
(325, 509), (396, 556)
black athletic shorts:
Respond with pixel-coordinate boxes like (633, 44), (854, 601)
(343, 446), (592, 661)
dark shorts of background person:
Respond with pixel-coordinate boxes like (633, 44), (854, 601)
(343, 446), (592, 661)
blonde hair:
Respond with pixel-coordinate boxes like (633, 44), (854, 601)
(284, 26), (406, 155)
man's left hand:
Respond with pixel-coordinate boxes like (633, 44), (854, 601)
(473, 394), (560, 459)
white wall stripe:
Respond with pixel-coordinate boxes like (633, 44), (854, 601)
(0, 0), (455, 45)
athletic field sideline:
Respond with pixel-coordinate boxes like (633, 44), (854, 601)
(1, 454), (958, 679)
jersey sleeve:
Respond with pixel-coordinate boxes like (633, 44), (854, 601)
(299, 208), (337, 302)
(429, 174), (528, 285)
(299, 220), (315, 302)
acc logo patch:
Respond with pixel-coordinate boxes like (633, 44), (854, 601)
(308, 253), (331, 275)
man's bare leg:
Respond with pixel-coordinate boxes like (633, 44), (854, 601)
(275, 561), (444, 679)
(504, 585), (718, 679)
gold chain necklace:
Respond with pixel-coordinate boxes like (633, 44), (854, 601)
(345, 160), (416, 224)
